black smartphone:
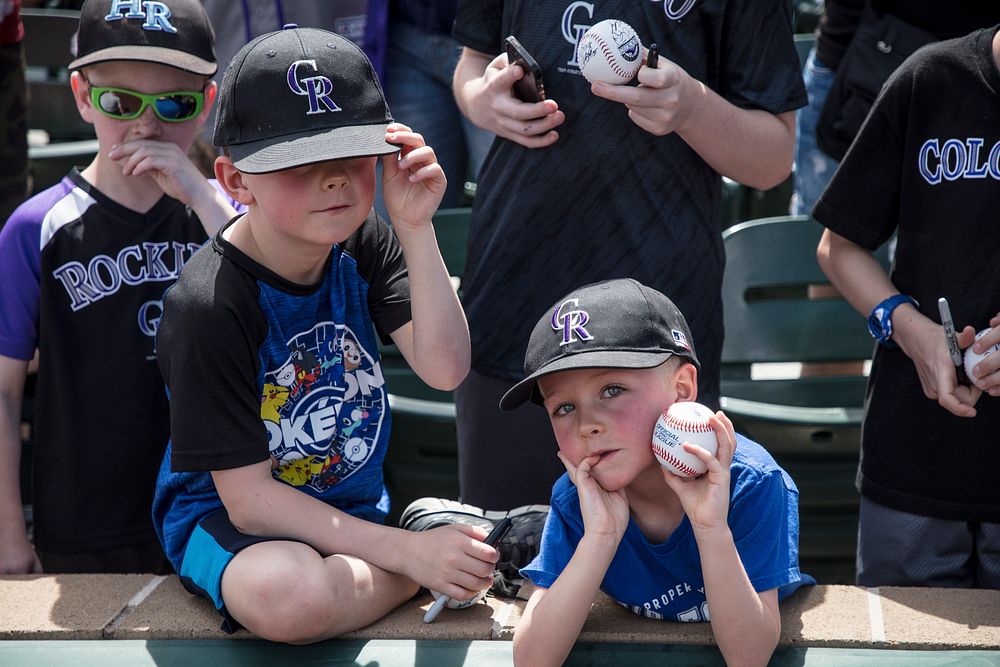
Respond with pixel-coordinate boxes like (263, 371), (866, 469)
(505, 35), (546, 103)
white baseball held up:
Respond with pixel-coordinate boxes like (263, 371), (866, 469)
(965, 327), (1000, 380)
(651, 402), (718, 478)
(576, 19), (643, 84)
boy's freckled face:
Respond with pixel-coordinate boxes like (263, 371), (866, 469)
(77, 61), (211, 155)
(539, 365), (679, 491)
(240, 156), (378, 246)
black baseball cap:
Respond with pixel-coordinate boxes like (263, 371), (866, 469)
(69, 0), (217, 76)
(214, 25), (400, 174)
(499, 279), (700, 410)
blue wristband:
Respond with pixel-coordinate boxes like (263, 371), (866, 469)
(867, 294), (919, 347)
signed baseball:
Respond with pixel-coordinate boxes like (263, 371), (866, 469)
(429, 587), (487, 610)
(651, 402), (718, 478)
(576, 19), (643, 84)
(965, 327), (999, 381)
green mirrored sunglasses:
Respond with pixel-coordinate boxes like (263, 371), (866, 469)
(88, 84), (205, 122)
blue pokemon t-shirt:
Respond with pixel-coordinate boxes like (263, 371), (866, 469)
(521, 435), (813, 621)
(152, 212), (411, 570)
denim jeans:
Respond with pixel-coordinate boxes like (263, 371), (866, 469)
(377, 20), (494, 215)
(791, 48), (839, 216)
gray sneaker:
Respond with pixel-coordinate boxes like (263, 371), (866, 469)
(400, 497), (548, 586)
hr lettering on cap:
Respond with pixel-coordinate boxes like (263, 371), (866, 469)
(104, 0), (177, 33)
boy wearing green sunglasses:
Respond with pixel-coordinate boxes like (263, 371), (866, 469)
(0, 0), (237, 577)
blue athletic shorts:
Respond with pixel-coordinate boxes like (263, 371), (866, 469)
(177, 508), (286, 633)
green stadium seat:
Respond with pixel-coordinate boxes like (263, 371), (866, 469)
(720, 215), (890, 583)
(22, 9), (98, 195)
(379, 208), (471, 521)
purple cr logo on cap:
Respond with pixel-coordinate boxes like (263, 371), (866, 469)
(287, 59), (341, 115)
(551, 298), (593, 347)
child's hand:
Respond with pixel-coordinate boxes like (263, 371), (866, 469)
(895, 312), (981, 416)
(109, 139), (218, 210)
(969, 314), (1000, 397)
(559, 452), (629, 546)
(381, 123), (447, 232)
(402, 523), (498, 602)
(661, 411), (736, 534)
(589, 47), (696, 137)
(462, 53), (563, 148)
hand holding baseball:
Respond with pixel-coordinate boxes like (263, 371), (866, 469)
(659, 410), (736, 534)
(590, 47), (700, 137)
(966, 319), (1000, 396)
(458, 52), (564, 149)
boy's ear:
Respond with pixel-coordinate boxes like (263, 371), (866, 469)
(202, 80), (218, 118)
(671, 362), (698, 403)
(214, 155), (255, 205)
(70, 71), (96, 125)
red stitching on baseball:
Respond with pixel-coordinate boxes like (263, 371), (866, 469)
(652, 442), (702, 477)
(590, 33), (632, 79)
(663, 413), (714, 433)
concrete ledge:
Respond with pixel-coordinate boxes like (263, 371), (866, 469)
(1, 576), (999, 650)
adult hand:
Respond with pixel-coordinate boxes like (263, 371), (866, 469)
(461, 53), (564, 148)
(589, 47), (697, 136)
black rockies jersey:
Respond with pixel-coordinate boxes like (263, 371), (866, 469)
(0, 169), (212, 554)
(453, 0), (807, 406)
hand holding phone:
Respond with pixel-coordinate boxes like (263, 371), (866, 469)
(505, 35), (546, 103)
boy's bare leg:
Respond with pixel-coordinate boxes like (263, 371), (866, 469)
(221, 540), (420, 643)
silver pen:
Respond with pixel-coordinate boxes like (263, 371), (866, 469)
(937, 297), (968, 385)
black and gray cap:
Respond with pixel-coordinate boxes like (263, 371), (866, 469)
(69, 0), (217, 76)
(500, 279), (700, 410)
(214, 25), (399, 173)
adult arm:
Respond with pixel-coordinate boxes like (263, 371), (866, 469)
(591, 57), (796, 190)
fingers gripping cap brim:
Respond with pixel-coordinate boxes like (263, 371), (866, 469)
(498, 350), (678, 411)
(228, 123), (400, 174)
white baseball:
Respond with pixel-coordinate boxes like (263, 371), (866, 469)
(965, 327), (1000, 381)
(576, 19), (643, 84)
(651, 402), (718, 478)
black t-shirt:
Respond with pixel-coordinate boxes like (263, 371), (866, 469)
(816, 1), (1000, 72)
(453, 0), (806, 407)
(813, 27), (1000, 521)
(0, 169), (209, 553)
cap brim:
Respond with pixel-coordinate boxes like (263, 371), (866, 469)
(69, 46), (217, 76)
(227, 124), (401, 174)
(499, 350), (677, 411)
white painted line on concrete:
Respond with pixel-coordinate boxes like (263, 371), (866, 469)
(491, 600), (519, 638)
(866, 586), (885, 643)
(106, 575), (167, 633)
